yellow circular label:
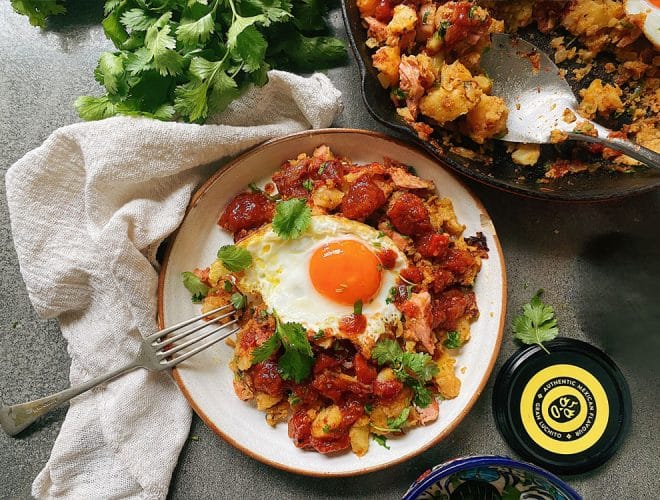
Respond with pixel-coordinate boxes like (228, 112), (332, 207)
(519, 364), (609, 455)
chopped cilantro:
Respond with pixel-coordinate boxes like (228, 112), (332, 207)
(313, 329), (325, 340)
(230, 292), (247, 310)
(302, 179), (314, 192)
(354, 299), (363, 315)
(181, 271), (209, 303)
(322, 424), (330, 433)
(371, 339), (438, 408)
(217, 245), (252, 272)
(223, 280), (233, 292)
(443, 331), (463, 349)
(373, 434), (390, 449)
(288, 393), (301, 406)
(272, 198), (312, 240)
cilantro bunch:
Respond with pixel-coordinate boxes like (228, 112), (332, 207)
(30, 0), (347, 123)
(512, 289), (559, 353)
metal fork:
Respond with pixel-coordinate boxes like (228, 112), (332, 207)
(0, 304), (238, 437)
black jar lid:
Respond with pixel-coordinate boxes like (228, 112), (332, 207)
(492, 337), (631, 475)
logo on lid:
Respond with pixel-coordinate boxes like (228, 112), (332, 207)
(520, 364), (609, 455)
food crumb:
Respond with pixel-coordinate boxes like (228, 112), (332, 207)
(550, 129), (568, 143)
(191, 436), (200, 441)
(511, 143), (541, 166)
(562, 108), (576, 124)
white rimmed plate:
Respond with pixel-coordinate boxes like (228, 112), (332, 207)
(157, 129), (506, 476)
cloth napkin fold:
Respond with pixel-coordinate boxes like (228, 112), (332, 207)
(5, 70), (342, 499)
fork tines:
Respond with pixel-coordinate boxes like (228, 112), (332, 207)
(152, 305), (239, 367)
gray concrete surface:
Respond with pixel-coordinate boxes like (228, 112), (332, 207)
(1, 2), (659, 499)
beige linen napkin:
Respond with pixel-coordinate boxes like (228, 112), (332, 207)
(5, 70), (342, 499)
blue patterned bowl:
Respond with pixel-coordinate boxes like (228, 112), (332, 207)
(403, 456), (581, 500)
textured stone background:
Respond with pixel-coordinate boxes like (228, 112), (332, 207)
(1, 2), (658, 498)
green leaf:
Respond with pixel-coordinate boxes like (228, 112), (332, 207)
(272, 198), (311, 240)
(401, 352), (438, 381)
(409, 381), (433, 408)
(154, 49), (185, 76)
(75, 95), (119, 121)
(372, 434), (390, 449)
(231, 292), (247, 310)
(174, 80), (209, 122)
(125, 47), (153, 74)
(371, 338), (402, 366)
(189, 56), (222, 80)
(353, 299), (363, 315)
(145, 15), (176, 60)
(251, 333), (281, 363)
(181, 271), (210, 301)
(104, 0), (121, 15)
(292, 0), (327, 32)
(235, 25), (267, 73)
(302, 179), (314, 192)
(207, 70), (241, 113)
(277, 321), (313, 357)
(386, 407), (410, 430)
(443, 331), (463, 349)
(176, 12), (215, 45)
(226, 14), (266, 49)
(216, 245), (253, 272)
(102, 10), (130, 48)
(120, 9), (157, 31)
(98, 52), (125, 95)
(278, 347), (314, 383)
(10, 0), (66, 28)
(512, 289), (559, 354)
(268, 31), (346, 72)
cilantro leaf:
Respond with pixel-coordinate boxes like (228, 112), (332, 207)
(386, 407), (410, 430)
(373, 434), (390, 449)
(443, 331), (463, 349)
(97, 52), (126, 95)
(74, 95), (119, 121)
(251, 332), (281, 363)
(277, 321), (313, 357)
(181, 271), (209, 302)
(216, 245), (252, 272)
(235, 26), (268, 73)
(512, 289), (559, 354)
(272, 198), (311, 240)
(231, 292), (247, 310)
(121, 9), (157, 31)
(10, 0), (66, 28)
(278, 346), (314, 382)
(371, 339), (438, 408)
(176, 12), (215, 45)
(227, 14), (266, 50)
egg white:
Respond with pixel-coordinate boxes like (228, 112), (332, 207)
(236, 215), (408, 349)
(625, 0), (660, 48)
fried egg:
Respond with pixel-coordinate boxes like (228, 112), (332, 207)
(625, 0), (660, 48)
(236, 215), (408, 348)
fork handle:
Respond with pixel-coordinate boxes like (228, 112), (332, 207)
(567, 132), (660, 169)
(0, 361), (139, 437)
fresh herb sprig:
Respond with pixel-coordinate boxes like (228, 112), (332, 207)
(181, 271), (209, 302)
(272, 198), (311, 240)
(217, 245), (252, 272)
(23, 0), (347, 122)
(512, 289), (559, 354)
(371, 339), (438, 408)
(251, 314), (314, 382)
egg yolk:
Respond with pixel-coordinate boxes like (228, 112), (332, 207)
(309, 240), (382, 305)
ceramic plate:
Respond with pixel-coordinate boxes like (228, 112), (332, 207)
(158, 129), (506, 476)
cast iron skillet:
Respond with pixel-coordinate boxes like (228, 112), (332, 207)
(340, 0), (660, 201)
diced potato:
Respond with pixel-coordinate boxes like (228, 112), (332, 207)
(311, 405), (343, 438)
(208, 259), (229, 287)
(462, 94), (508, 144)
(419, 61), (482, 124)
(369, 387), (412, 433)
(388, 4), (417, 35)
(473, 75), (493, 94)
(434, 352), (461, 399)
(511, 143), (541, 166)
(578, 79), (624, 119)
(349, 416), (371, 456)
(373, 46), (401, 88)
(312, 185), (344, 210)
(255, 392), (282, 411)
(427, 196), (464, 236)
(266, 401), (290, 427)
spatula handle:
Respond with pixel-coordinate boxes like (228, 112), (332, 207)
(567, 132), (660, 169)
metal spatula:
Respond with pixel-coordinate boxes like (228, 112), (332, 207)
(480, 33), (659, 168)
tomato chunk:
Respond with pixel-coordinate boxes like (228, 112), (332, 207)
(218, 192), (274, 232)
(387, 193), (433, 236)
(339, 313), (367, 335)
(354, 353), (377, 385)
(251, 359), (284, 397)
(376, 248), (397, 269)
(416, 233), (450, 259)
(340, 178), (386, 220)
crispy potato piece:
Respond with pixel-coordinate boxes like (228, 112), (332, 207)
(255, 392), (282, 411)
(370, 387), (413, 433)
(312, 185), (344, 210)
(349, 416), (371, 456)
(510, 143), (541, 166)
(578, 79), (624, 119)
(434, 351), (461, 399)
(427, 196), (464, 236)
(462, 94), (508, 144)
(266, 401), (290, 427)
(373, 45), (401, 88)
(419, 61), (482, 124)
(311, 405), (343, 438)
